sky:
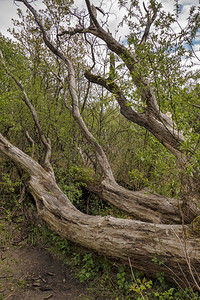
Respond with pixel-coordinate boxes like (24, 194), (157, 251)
(0, 0), (199, 66)
(0, 0), (44, 38)
(0, 0), (199, 38)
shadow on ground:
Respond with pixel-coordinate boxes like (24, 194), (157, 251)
(0, 245), (93, 300)
(0, 217), (107, 300)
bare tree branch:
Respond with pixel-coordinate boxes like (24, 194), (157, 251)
(18, 0), (115, 181)
(25, 130), (35, 158)
(0, 49), (55, 179)
(140, 2), (158, 44)
(81, 80), (91, 114)
(85, 0), (100, 29)
(57, 28), (89, 37)
(84, 70), (186, 165)
(84, 71), (146, 126)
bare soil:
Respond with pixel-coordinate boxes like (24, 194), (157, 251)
(0, 246), (90, 300)
(0, 219), (105, 300)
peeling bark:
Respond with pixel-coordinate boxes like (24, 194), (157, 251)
(87, 180), (192, 224)
(2, 0), (200, 288)
(0, 132), (200, 287)
(16, 0), (191, 223)
(84, 71), (186, 167)
(7, 0), (199, 223)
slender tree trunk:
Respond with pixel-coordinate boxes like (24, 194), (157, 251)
(3, 0), (200, 288)
(0, 132), (200, 287)
(16, 0), (200, 225)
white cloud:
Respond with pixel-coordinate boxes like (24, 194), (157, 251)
(0, 0), (20, 38)
(0, 0), (199, 46)
(0, 0), (44, 38)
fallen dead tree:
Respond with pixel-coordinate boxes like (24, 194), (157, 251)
(0, 0), (200, 288)
(1, 133), (200, 287)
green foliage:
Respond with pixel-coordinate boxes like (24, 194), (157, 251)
(56, 165), (92, 208)
(0, 164), (21, 212)
(55, 164), (126, 217)
(129, 169), (149, 190)
(152, 256), (164, 266)
(50, 232), (71, 255)
(127, 131), (180, 197)
(154, 288), (174, 300)
(116, 266), (132, 294)
(17, 280), (26, 288)
(27, 222), (72, 253)
(1, 173), (17, 194)
(130, 277), (153, 299)
(1, 2), (200, 298)
(174, 288), (200, 300)
(155, 272), (166, 289)
(26, 224), (41, 246)
(0, 35), (33, 144)
(77, 253), (99, 283)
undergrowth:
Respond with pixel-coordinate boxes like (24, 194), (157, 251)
(2, 209), (200, 299)
(1, 170), (200, 299)
(24, 221), (200, 300)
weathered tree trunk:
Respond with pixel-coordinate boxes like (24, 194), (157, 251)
(1, 132), (200, 287)
(86, 180), (198, 224)
(3, 0), (200, 289)
(15, 0), (200, 226)
(17, 0), (192, 225)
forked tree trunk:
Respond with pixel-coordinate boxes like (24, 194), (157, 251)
(86, 179), (199, 224)
(3, 0), (200, 289)
(16, 0), (200, 225)
(1, 133), (200, 287)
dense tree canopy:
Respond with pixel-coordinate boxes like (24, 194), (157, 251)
(1, 0), (200, 289)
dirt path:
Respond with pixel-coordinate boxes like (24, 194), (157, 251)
(0, 245), (92, 300)
(0, 216), (107, 300)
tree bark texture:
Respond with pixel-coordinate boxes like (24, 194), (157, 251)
(2, 0), (200, 288)
(1, 132), (200, 287)
(17, 0), (200, 224)
(86, 180), (199, 224)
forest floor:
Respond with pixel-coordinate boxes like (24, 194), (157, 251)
(1, 211), (200, 300)
(0, 218), (105, 300)
(0, 246), (90, 300)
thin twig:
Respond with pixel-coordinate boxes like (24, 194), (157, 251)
(128, 257), (145, 300)
(171, 226), (200, 292)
